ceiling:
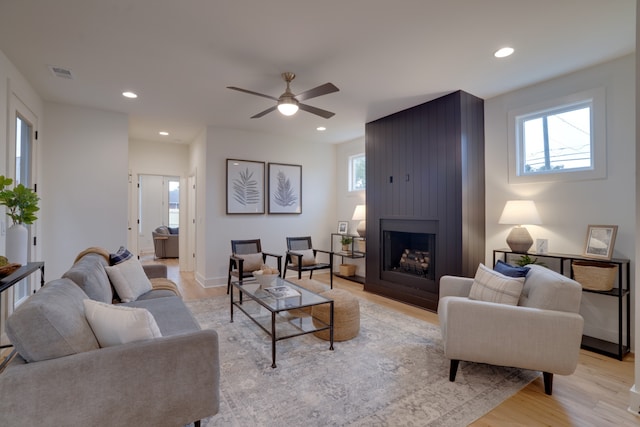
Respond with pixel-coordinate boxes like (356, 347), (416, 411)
(0, 0), (635, 145)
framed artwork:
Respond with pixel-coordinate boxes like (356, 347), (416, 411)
(583, 224), (618, 260)
(226, 159), (265, 214)
(268, 163), (302, 214)
(337, 221), (348, 234)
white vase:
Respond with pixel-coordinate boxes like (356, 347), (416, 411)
(6, 223), (28, 265)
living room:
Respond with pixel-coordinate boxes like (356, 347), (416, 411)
(0, 1), (638, 425)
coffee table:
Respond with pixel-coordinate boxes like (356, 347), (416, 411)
(230, 276), (334, 368)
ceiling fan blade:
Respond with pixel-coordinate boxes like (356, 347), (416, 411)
(298, 103), (335, 119)
(251, 105), (277, 119)
(295, 83), (339, 102)
(227, 86), (279, 101)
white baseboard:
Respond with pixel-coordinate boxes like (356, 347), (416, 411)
(195, 272), (226, 288)
(628, 385), (640, 415)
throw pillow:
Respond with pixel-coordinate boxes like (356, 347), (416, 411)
(104, 257), (152, 302)
(469, 263), (525, 306)
(291, 249), (316, 266)
(109, 246), (133, 265)
(237, 253), (263, 272)
(83, 299), (162, 348)
(494, 260), (530, 278)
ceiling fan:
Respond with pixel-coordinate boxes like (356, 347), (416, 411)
(227, 72), (339, 119)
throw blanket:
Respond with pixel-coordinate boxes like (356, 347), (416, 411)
(74, 247), (180, 297)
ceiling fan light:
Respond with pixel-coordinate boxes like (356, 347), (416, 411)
(277, 102), (299, 116)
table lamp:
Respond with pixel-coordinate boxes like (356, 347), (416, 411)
(498, 200), (541, 253)
(352, 204), (366, 237)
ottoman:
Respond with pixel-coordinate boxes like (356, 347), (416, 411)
(312, 288), (360, 341)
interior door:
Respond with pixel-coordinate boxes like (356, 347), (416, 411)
(138, 175), (164, 255)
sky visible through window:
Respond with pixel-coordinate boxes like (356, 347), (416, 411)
(522, 106), (591, 173)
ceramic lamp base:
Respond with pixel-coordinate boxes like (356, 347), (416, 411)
(506, 226), (533, 253)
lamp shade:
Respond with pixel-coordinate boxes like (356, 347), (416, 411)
(352, 204), (366, 221)
(498, 200), (541, 225)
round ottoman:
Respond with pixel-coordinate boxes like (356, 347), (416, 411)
(312, 288), (360, 341)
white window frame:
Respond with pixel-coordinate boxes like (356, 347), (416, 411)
(348, 153), (366, 192)
(507, 87), (606, 183)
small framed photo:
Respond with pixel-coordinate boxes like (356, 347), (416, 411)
(226, 159), (265, 214)
(337, 221), (348, 234)
(583, 225), (618, 260)
(268, 163), (302, 214)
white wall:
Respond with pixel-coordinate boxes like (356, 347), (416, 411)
(41, 102), (129, 280)
(195, 127), (337, 287)
(335, 137), (366, 276)
(485, 54), (636, 348)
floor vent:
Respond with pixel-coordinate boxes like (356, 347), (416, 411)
(48, 65), (74, 79)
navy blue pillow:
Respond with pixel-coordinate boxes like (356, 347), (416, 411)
(109, 246), (133, 265)
(494, 260), (530, 278)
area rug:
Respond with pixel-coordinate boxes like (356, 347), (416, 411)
(186, 293), (538, 427)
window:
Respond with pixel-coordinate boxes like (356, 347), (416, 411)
(349, 153), (366, 191)
(508, 88), (606, 183)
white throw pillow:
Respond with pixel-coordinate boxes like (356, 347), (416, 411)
(291, 249), (316, 266)
(237, 253), (263, 272)
(83, 299), (162, 348)
(468, 263), (525, 306)
(104, 257), (153, 302)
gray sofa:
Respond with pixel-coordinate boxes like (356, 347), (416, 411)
(0, 251), (219, 426)
(153, 225), (179, 258)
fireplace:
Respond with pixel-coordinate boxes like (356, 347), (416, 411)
(383, 231), (435, 281)
(380, 219), (438, 294)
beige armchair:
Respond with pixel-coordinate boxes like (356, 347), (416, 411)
(438, 264), (584, 395)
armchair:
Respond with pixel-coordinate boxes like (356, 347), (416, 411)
(152, 226), (179, 258)
(284, 236), (333, 288)
(438, 264), (584, 395)
(227, 239), (282, 294)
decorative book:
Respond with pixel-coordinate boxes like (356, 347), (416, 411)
(264, 285), (302, 308)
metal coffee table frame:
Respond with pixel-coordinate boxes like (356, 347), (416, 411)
(230, 277), (334, 368)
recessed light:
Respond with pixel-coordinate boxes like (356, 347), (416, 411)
(122, 91), (138, 99)
(494, 47), (514, 58)
(316, 126), (326, 131)
(159, 131), (169, 136)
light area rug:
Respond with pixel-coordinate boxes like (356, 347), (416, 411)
(186, 294), (538, 427)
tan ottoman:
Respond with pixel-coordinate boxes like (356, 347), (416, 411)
(312, 288), (360, 341)
(287, 278), (331, 316)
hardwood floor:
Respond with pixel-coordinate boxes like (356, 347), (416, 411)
(148, 257), (638, 426)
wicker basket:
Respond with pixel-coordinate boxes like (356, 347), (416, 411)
(339, 264), (356, 277)
(572, 261), (617, 291)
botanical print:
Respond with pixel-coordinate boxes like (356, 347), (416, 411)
(232, 168), (260, 207)
(273, 170), (297, 208)
(226, 159), (264, 214)
(268, 163), (301, 214)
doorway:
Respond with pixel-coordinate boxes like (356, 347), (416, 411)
(137, 174), (180, 257)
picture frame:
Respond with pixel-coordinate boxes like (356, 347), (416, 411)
(226, 159), (265, 214)
(583, 224), (618, 260)
(268, 163), (302, 214)
(337, 221), (348, 234)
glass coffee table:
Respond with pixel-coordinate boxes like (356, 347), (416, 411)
(230, 276), (334, 368)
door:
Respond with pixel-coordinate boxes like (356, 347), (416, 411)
(8, 95), (38, 308)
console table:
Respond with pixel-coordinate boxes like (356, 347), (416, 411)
(330, 233), (365, 284)
(493, 249), (630, 360)
(0, 261), (45, 369)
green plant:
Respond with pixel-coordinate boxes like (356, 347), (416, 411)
(340, 236), (353, 245)
(515, 254), (545, 267)
(0, 175), (40, 225)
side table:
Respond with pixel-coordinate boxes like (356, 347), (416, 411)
(0, 261), (45, 369)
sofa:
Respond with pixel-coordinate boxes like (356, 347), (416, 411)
(153, 225), (179, 258)
(0, 248), (219, 426)
(438, 263), (584, 395)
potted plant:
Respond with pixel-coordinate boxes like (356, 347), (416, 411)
(0, 175), (40, 264)
(340, 235), (353, 252)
